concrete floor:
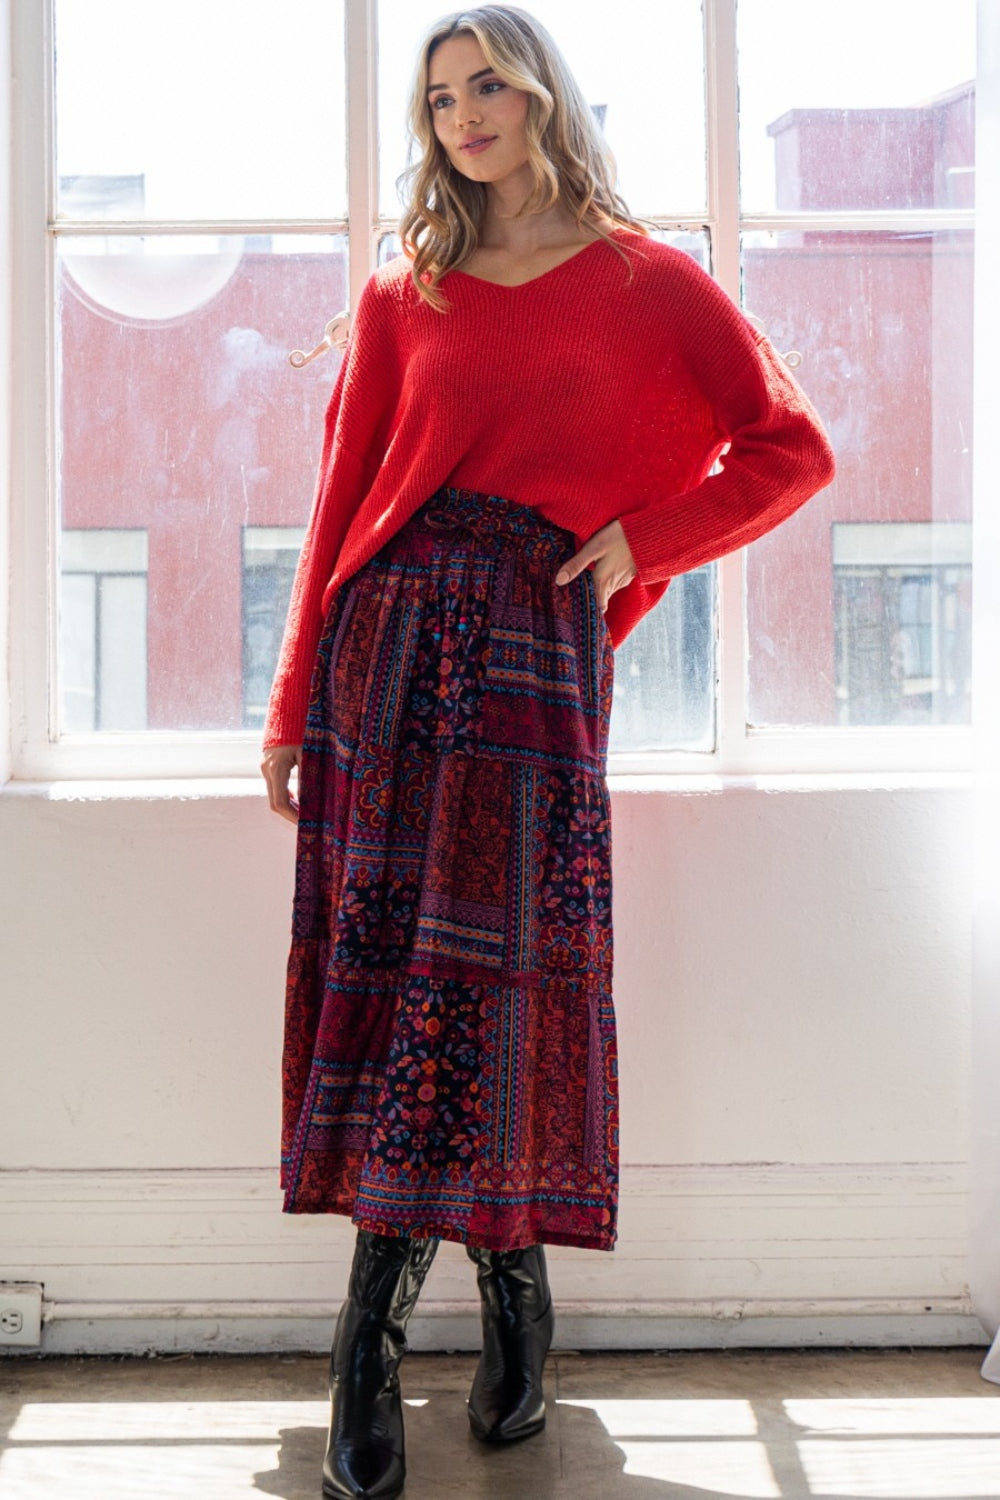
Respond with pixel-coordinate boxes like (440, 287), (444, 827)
(1, 1348), (999, 1499)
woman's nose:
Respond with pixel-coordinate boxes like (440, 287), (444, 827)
(457, 98), (482, 128)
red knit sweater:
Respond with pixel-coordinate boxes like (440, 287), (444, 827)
(264, 229), (835, 748)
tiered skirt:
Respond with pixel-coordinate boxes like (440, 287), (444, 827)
(280, 487), (618, 1251)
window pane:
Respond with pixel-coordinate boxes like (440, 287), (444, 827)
(242, 527), (306, 730)
(737, 0), (975, 212)
(377, 0), (705, 220)
(57, 234), (348, 733)
(609, 567), (715, 753)
(743, 229), (973, 727)
(54, 1), (347, 222)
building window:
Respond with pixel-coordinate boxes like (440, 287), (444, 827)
(242, 527), (306, 731)
(60, 529), (149, 731)
(832, 522), (972, 726)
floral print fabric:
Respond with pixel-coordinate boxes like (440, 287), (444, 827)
(281, 487), (618, 1251)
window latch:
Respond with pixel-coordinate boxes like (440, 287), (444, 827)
(288, 311), (351, 369)
(745, 309), (802, 369)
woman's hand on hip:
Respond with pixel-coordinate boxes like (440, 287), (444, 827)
(261, 743), (303, 824)
(554, 519), (637, 612)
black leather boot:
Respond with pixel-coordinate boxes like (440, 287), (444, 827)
(322, 1230), (439, 1499)
(465, 1243), (554, 1443)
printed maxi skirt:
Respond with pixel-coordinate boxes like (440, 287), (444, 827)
(281, 486), (618, 1251)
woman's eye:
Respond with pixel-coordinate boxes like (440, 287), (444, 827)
(430, 80), (502, 110)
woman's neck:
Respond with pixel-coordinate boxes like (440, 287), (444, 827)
(479, 196), (609, 258)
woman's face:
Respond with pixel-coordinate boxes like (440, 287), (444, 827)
(426, 32), (531, 188)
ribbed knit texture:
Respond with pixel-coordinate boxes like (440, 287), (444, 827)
(264, 228), (835, 748)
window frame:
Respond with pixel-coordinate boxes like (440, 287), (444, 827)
(6, 0), (977, 780)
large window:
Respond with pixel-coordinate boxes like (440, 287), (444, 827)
(9, 0), (978, 777)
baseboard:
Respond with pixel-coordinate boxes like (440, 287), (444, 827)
(1, 1161), (978, 1356)
(15, 1299), (987, 1357)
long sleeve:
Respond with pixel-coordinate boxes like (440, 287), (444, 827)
(618, 268), (836, 584)
(263, 277), (401, 749)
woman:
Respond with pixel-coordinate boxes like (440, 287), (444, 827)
(262, 7), (835, 1497)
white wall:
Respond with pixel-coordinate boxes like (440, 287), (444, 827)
(0, 778), (981, 1354)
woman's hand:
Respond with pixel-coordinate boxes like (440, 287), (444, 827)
(554, 519), (637, 611)
(261, 743), (303, 824)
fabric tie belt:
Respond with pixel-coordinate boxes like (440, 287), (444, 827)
(418, 487), (575, 575)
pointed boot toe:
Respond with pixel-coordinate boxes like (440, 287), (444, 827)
(322, 1438), (404, 1499)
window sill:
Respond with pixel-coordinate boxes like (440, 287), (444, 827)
(5, 723), (974, 789)
(0, 770), (972, 804)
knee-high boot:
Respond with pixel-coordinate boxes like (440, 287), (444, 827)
(322, 1230), (439, 1500)
(465, 1243), (554, 1443)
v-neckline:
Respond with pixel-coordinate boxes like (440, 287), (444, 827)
(448, 231), (618, 290)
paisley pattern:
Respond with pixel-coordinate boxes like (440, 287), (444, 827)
(281, 488), (618, 1251)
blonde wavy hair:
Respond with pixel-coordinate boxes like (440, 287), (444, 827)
(398, 5), (648, 308)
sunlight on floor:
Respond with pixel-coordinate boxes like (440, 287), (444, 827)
(614, 1438), (782, 1496)
(557, 1397), (759, 1436)
(7, 1400), (329, 1441)
(559, 1397), (1000, 1498)
(783, 1396), (1000, 1433)
(3, 1363), (1000, 1499)
(795, 1437), (1000, 1497)
(558, 1398), (780, 1495)
(0, 1401), (323, 1500)
(0, 1446), (284, 1498)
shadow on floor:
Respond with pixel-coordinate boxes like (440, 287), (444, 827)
(3, 1348), (1000, 1500)
(254, 1404), (704, 1500)
(251, 1349), (1000, 1500)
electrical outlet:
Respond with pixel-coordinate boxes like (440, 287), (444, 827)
(0, 1284), (43, 1347)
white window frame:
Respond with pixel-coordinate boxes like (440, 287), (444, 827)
(5, 0), (978, 780)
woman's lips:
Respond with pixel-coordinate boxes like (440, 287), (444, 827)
(460, 136), (497, 155)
